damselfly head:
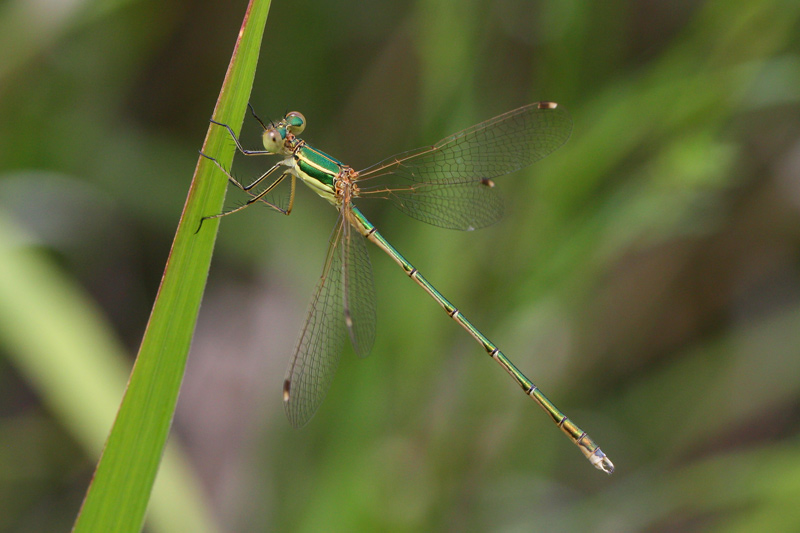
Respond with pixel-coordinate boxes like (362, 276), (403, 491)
(262, 111), (306, 155)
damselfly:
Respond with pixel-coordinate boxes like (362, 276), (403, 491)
(200, 102), (613, 473)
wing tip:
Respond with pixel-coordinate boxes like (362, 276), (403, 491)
(282, 379), (291, 402)
(538, 101), (559, 109)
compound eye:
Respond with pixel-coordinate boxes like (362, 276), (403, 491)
(262, 127), (285, 153)
(285, 111), (306, 135)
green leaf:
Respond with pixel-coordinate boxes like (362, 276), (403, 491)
(71, 1), (273, 530)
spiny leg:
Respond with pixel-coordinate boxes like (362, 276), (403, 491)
(196, 152), (296, 232)
(196, 172), (294, 232)
(199, 150), (284, 191)
(209, 117), (272, 156)
(205, 170), (295, 221)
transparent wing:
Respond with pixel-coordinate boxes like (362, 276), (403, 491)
(342, 216), (376, 358)
(364, 181), (504, 231)
(355, 102), (571, 230)
(283, 218), (347, 428)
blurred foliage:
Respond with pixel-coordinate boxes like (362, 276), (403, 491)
(1, 0), (800, 531)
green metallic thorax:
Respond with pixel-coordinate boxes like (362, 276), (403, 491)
(292, 143), (344, 205)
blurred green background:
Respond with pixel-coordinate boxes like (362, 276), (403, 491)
(2, 0), (800, 531)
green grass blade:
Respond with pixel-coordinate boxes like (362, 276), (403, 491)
(0, 210), (216, 532)
(71, 0), (273, 530)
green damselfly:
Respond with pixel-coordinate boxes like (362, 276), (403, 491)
(200, 102), (614, 474)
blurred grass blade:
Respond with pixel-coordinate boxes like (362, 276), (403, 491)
(72, 0), (273, 530)
(0, 211), (215, 532)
